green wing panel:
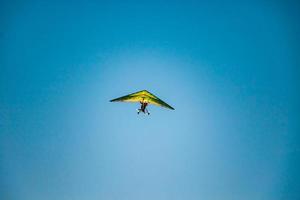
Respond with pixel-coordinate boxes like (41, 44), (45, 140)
(147, 96), (175, 110)
(109, 94), (141, 103)
(109, 90), (148, 103)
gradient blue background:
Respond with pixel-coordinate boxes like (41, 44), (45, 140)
(1, 0), (299, 199)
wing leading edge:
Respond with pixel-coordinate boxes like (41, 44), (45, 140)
(110, 90), (174, 110)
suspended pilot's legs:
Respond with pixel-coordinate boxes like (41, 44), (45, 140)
(145, 108), (150, 115)
(137, 102), (150, 115)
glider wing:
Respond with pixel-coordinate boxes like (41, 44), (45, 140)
(110, 90), (174, 110)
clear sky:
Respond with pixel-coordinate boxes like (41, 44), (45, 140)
(1, 0), (299, 200)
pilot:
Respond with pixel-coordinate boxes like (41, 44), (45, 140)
(140, 101), (148, 112)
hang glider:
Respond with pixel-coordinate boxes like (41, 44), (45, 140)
(110, 90), (174, 115)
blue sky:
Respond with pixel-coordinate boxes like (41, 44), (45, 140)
(1, 1), (299, 200)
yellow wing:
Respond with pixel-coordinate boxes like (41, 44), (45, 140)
(110, 90), (174, 110)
